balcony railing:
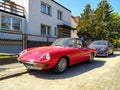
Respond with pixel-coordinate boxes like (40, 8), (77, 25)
(0, 0), (24, 16)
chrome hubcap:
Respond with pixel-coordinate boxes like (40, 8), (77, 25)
(58, 58), (67, 71)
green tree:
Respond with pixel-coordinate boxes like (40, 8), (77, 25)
(109, 13), (120, 40)
(77, 4), (94, 40)
(77, 0), (114, 41)
(94, 0), (113, 40)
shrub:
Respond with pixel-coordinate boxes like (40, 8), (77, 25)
(113, 39), (120, 48)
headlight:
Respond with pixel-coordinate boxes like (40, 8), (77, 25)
(39, 53), (51, 61)
(45, 53), (50, 60)
(19, 50), (27, 56)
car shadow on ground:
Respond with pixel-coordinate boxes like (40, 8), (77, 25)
(28, 60), (106, 80)
(108, 53), (120, 58)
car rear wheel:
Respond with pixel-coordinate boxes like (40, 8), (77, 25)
(111, 50), (114, 55)
(53, 57), (68, 73)
(105, 51), (109, 57)
(88, 53), (94, 63)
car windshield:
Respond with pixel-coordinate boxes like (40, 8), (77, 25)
(51, 38), (82, 47)
(51, 38), (69, 47)
(90, 41), (107, 46)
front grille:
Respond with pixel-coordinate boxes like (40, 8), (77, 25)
(23, 62), (43, 70)
(23, 63), (34, 67)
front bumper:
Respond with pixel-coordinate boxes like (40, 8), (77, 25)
(97, 53), (106, 56)
(18, 60), (49, 70)
(96, 51), (107, 56)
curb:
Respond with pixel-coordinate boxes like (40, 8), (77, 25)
(0, 67), (28, 80)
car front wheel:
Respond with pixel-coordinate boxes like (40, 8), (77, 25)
(53, 57), (68, 73)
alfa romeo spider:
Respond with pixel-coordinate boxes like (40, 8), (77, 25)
(18, 38), (96, 73)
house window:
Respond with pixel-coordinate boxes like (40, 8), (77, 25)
(41, 24), (51, 36)
(1, 16), (11, 30)
(57, 10), (63, 20)
(12, 18), (21, 31)
(41, 2), (51, 15)
(54, 27), (57, 36)
(41, 3), (46, 13)
(47, 26), (51, 35)
(1, 15), (21, 31)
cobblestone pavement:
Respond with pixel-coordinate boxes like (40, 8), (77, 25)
(0, 51), (120, 90)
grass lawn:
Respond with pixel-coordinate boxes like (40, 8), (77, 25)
(0, 55), (16, 59)
(0, 55), (18, 65)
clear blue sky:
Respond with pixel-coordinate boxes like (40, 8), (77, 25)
(55, 0), (120, 16)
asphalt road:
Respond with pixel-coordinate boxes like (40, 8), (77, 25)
(0, 51), (120, 90)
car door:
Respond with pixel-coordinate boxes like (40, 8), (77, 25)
(78, 46), (90, 62)
(69, 47), (84, 65)
(68, 39), (84, 65)
(75, 39), (90, 63)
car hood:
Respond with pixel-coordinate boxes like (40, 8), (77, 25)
(89, 45), (107, 52)
(18, 46), (68, 62)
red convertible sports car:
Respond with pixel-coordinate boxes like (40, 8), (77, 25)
(18, 38), (97, 73)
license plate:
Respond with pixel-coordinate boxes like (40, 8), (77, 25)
(23, 63), (42, 70)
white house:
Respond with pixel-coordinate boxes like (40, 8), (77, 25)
(0, 0), (72, 53)
(12, 0), (72, 45)
(0, 0), (25, 53)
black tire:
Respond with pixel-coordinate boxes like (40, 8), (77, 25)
(24, 64), (33, 72)
(26, 68), (32, 72)
(105, 51), (109, 57)
(88, 53), (94, 63)
(53, 57), (68, 74)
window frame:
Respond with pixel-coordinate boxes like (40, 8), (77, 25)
(12, 17), (21, 31)
(57, 10), (63, 20)
(54, 27), (57, 36)
(1, 15), (11, 30)
(1, 14), (22, 31)
(41, 2), (51, 16)
(41, 24), (51, 36)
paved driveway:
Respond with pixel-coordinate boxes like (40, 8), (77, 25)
(0, 51), (120, 90)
